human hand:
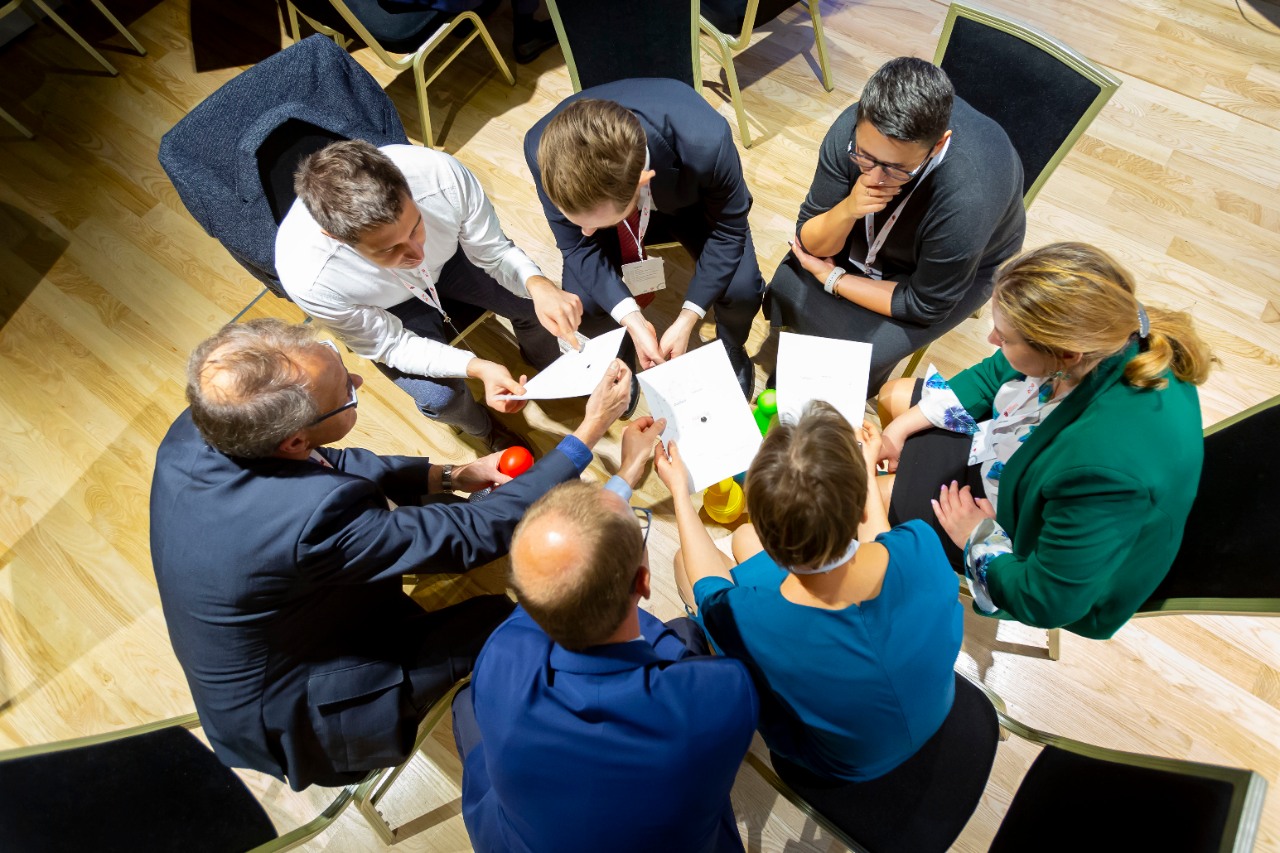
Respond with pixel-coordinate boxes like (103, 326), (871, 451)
(573, 358), (632, 448)
(526, 275), (584, 351)
(658, 310), (699, 361)
(846, 172), (900, 218)
(858, 420), (883, 468)
(788, 238), (837, 282)
(878, 419), (907, 473)
(618, 416), (666, 487)
(452, 452), (513, 493)
(931, 480), (996, 548)
(621, 311), (665, 369)
(654, 438), (692, 497)
(469, 359), (528, 414)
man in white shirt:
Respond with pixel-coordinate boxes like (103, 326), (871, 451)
(276, 140), (583, 447)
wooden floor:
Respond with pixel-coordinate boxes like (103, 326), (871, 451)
(1, 0), (1278, 849)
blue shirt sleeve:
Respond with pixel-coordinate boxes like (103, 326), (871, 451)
(554, 435), (593, 473)
(603, 475), (632, 501)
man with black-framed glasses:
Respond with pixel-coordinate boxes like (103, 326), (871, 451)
(765, 57), (1026, 392)
(150, 318), (634, 791)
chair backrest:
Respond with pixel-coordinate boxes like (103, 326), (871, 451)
(0, 722), (280, 852)
(158, 35), (408, 297)
(993, 712), (1267, 853)
(548, 0), (700, 92)
(1140, 394), (1280, 616)
(934, 1), (1120, 209)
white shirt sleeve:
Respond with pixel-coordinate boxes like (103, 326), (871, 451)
(441, 155), (541, 298)
(290, 281), (476, 379)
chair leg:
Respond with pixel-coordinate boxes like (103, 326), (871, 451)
(412, 52), (435, 149)
(900, 343), (929, 378)
(0, 105), (33, 138)
(806, 0), (833, 92)
(458, 11), (513, 86)
(88, 0), (146, 55)
(28, 0), (118, 75)
(703, 34), (752, 147)
(1046, 627), (1061, 661)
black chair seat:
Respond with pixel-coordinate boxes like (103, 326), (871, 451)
(700, 0), (799, 36)
(990, 745), (1237, 852)
(291, 0), (453, 54)
(0, 727), (278, 853)
(771, 673), (999, 853)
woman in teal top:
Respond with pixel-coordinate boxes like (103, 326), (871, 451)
(877, 242), (1214, 638)
(655, 402), (963, 781)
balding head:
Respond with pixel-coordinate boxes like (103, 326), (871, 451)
(186, 319), (323, 457)
(510, 481), (646, 650)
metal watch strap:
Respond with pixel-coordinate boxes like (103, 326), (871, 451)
(440, 464), (454, 492)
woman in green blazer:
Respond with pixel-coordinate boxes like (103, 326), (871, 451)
(875, 243), (1213, 639)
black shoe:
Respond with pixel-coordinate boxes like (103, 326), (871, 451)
(727, 345), (754, 400)
(622, 373), (641, 420)
(513, 18), (557, 64)
(481, 418), (532, 456)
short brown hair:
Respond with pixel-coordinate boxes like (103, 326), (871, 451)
(994, 242), (1214, 390)
(510, 481), (643, 650)
(537, 99), (647, 215)
(745, 401), (867, 571)
(294, 139), (410, 244)
(186, 318), (320, 457)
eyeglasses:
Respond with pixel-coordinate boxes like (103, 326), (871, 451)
(308, 340), (358, 426)
(633, 506), (652, 548)
(846, 140), (932, 183)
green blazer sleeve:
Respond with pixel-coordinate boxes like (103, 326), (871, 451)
(983, 464), (1158, 631)
(947, 350), (1021, 419)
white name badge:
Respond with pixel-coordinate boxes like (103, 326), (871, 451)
(622, 257), (666, 296)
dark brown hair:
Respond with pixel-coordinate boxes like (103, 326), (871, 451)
(745, 401), (867, 571)
(537, 99), (647, 215)
(294, 139), (410, 244)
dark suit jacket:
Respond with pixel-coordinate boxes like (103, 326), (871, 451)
(158, 35), (407, 294)
(460, 607), (759, 852)
(524, 78), (753, 316)
(150, 411), (578, 789)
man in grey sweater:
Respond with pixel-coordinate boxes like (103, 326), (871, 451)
(766, 57), (1026, 392)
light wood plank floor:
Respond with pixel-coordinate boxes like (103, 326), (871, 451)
(1, 0), (1277, 850)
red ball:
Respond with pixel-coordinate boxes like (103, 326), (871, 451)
(498, 446), (534, 477)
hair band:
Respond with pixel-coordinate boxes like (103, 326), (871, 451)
(787, 539), (860, 575)
(1136, 303), (1151, 352)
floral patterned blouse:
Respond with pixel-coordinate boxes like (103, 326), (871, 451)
(918, 364), (1072, 612)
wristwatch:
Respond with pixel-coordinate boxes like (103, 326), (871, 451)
(824, 266), (847, 298)
(440, 464), (454, 492)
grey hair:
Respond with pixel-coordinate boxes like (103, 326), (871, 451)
(186, 318), (321, 457)
(293, 139), (410, 244)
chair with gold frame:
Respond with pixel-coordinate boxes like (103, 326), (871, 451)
(285, 0), (513, 149)
(698, 0), (833, 147)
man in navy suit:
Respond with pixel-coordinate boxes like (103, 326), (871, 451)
(525, 78), (765, 399)
(453, 480), (759, 852)
(150, 318), (631, 790)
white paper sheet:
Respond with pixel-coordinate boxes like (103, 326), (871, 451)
(637, 340), (761, 493)
(494, 328), (627, 400)
(775, 332), (873, 429)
